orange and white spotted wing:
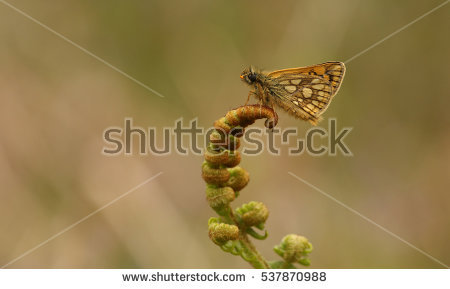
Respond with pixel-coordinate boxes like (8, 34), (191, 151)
(267, 62), (345, 124)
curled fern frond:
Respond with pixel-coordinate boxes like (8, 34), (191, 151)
(203, 105), (312, 269)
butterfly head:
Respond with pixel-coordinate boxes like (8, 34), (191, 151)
(240, 66), (258, 85)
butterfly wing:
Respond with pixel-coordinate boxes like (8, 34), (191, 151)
(267, 62), (345, 124)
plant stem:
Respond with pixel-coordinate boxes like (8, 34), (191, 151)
(228, 206), (270, 269)
(280, 261), (291, 269)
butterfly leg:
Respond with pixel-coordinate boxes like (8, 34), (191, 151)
(261, 90), (277, 129)
(244, 91), (253, 105)
(253, 84), (267, 116)
(261, 88), (275, 110)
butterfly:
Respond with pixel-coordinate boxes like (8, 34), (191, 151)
(240, 61), (345, 125)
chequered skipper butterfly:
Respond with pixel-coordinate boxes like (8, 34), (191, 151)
(240, 62), (345, 125)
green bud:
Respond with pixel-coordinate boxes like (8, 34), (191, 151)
(208, 218), (239, 245)
(226, 167), (249, 192)
(202, 162), (230, 185)
(236, 201), (269, 227)
(204, 149), (241, 168)
(206, 185), (235, 212)
(274, 234), (313, 265)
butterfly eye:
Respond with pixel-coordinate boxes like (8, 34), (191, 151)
(248, 73), (257, 82)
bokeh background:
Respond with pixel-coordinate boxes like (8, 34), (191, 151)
(1, 0), (449, 268)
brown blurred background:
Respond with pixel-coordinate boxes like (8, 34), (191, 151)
(0, 0), (449, 268)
